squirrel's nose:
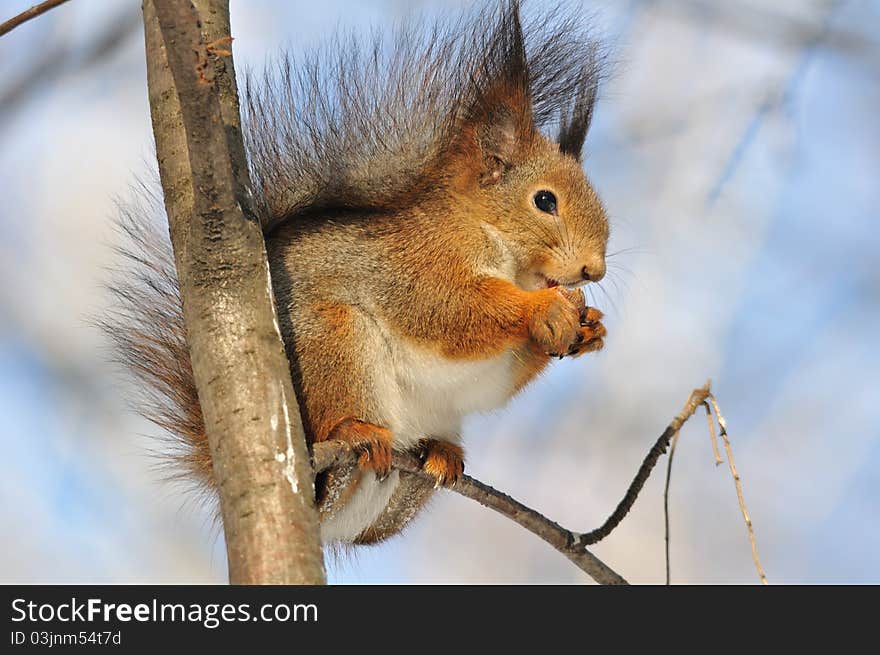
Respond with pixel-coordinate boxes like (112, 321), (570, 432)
(581, 260), (606, 283)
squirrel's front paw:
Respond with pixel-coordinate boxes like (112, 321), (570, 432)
(527, 288), (584, 356)
(567, 306), (606, 358)
(328, 419), (393, 479)
(419, 439), (464, 488)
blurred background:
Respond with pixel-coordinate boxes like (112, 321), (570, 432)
(1, 0), (877, 584)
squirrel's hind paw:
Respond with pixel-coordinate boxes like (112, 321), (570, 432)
(418, 439), (465, 488)
(327, 419), (394, 479)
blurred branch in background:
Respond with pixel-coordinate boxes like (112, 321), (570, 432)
(0, 2), (141, 409)
(705, 0), (845, 206)
(664, 0), (874, 60)
(0, 6), (140, 130)
(621, 0), (877, 149)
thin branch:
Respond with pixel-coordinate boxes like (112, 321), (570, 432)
(663, 390), (768, 585)
(312, 439), (625, 585)
(398, 456), (629, 585)
(704, 401), (723, 466)
(663, 426), (682, 585)
(707, 393), (768, 585)
(312, 381), (713, 586)
(0, 0), (71, 38)
(664, 399), (718, 585)
(577, 381), (711, 545)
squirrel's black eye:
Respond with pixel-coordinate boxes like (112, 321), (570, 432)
(533, 190), (557, 214)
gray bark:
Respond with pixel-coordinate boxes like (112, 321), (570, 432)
(143, 0), (326, 584)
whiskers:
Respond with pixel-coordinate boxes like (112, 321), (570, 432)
(585, 278), (620, 317)
(550, 210), (574, 256)
(599, 240), (646, 308)
(583, 248), (642, 317)
(520, 218), (571, 264)
(606, 245), (649, 259)
(605, 261), (634, 296)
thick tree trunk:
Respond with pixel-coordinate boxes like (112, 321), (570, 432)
(142, 0), (326, 584)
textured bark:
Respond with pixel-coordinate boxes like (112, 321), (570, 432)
(142, 0), (325, 584)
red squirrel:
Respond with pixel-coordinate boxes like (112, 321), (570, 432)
(108, 1), (610, 544)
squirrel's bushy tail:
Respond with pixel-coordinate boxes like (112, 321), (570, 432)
(245, 0), (604, 230)
(102, 183), (212, 496)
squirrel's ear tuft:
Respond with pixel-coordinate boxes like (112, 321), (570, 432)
(557, 72), (599, 161)
(447, 1), (535, 186)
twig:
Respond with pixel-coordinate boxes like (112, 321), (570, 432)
(664, 398), (720, 584)
(707, 393), (768, 585)
(705, 401), (723, 466)
(663, 389), (768, 585)
(578, 381), (711, 544)
(312, 381), (712, 586)
(402, 456), (629, 585)
(663, 427), (682, 585)
(0, 0), (71, 38)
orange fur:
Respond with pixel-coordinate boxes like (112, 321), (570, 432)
(420, 440), (466, 487)
(325, 419), (394, 478)
(512, 341), (552, 392)
(569, 308), (606, 358)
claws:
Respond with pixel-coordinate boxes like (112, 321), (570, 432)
(328, 419), (394, 479)
(548, 306), (606, 359)
(355, 439), (392, 479)
(566, 330), (606, 358)
(529, 287), (607, 359)
(580, 306), (604, 326)
(420, 439), (465, 488)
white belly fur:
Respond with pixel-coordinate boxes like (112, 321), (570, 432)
(386, 337), (517, 449)
(320, 333), (518, 543)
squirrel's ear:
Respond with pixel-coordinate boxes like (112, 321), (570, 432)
(447, 3), (534, 187)
(445, 95), (534, 188)
(469, 88), (533, 185)
(558, 74), (598, 161)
